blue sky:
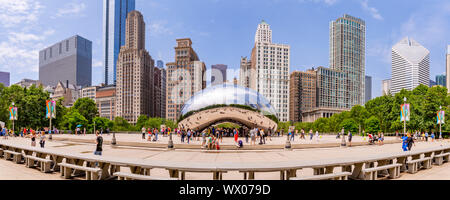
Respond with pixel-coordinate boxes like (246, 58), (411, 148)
(0, 0), (449, 98)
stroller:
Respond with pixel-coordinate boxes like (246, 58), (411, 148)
(368, 134), (378, 144)
(237, 140), (243, 148)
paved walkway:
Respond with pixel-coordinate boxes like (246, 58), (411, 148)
(48, 133), (400, 150)
(1, 137), (449, 180)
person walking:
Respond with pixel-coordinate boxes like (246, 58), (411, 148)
(234, 129), (239, 144)
(431, 132), (435, 142)
(407, 133), (415, 151)
(290, 129), (295, 142)
(348, 131), (353, 147)
(31, 131), (36, 147)
(402, 134), (409, 151)
(380, 133), (385, 145)
(315, 131), (319, 142)
(309, 130), (313, 141)
(425, 132), (429, 142)
(94, 131), (103, 156)
(301, 129), (305, 140)
(245, 129), (249, 143)
(141, 127), (146, 140)
(39, 131), (46, 148)
(187, 129), (191, 144)
(250, 128), (256, 146)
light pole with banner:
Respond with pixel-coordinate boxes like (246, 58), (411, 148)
(401, 97), (410, 137)
(437, 106), (445, 140)
(9, 103), (17, 135)
(46, 100), (56, 140)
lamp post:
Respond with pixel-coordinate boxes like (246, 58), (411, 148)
(285, 128), (291, 150)
(439, 106), (442, 140)
(11, 102), (15, 136)
(168, 130), (174, 149)
(403, 97), (407, 137)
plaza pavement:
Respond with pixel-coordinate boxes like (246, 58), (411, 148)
(1, 136), (450, 180)
(49, 133), (400, 150)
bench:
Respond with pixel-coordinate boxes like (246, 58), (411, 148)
(24, 155), (53, 173)
(361, 164), (402, 180)
(114, 172), (178, 180)
(406, 157), (433, 174)
(3, 150), (23, 164)
(290, 172), (351, 180)
(433, 153), (450, 166)
(58, 163), (102, 180)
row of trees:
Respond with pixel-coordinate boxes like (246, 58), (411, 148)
(278, 85), (450, 135)
(0, 84), (177, 133)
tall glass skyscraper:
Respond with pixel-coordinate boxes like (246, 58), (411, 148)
(330, 14), (366, 106)
(103, 0), (135, 85)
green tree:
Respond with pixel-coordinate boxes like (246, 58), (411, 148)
(340, 119), (358, 134)
(60, 110), (88, 131)
(113, 117), (131, 131)
(136, 115), (149, 129)
(72, 98), (98, 123)
(365, 116), (380, 134)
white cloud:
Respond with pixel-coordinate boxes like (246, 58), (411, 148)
(55, 1), (86, 18)
(0, 0), (43, 27)
(149, 20), (173, 36)
(360, 0), (383, 20)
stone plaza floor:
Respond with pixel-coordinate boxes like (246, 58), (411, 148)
(1, 135), (450, 180)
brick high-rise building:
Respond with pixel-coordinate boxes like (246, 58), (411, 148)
(166, 38), (206, 121)
(115, 10), (154, 124)
(289, 70), (316, 122)
(153, 67), (162, 118)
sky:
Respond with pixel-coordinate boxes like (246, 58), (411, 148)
(0, 0), (450, 98)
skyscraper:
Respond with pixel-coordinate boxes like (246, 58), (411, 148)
(365, 76), (372, 103)
(436, 74), (446, 87)
(0, 71), (10, 87)
(211, 64), (227, 86)
(115, 10), (154, 124)
(244, 20), (290, 122)
(330, 14), (366, 106)
(103, 0), (135, 85)
(157, 60), (167, 119)
(391, 37), (430, 94)
(239, 57), (254, 89)
(166, 39), (206, 121)
(382, 79), (391, 96)
(39, 35), (92, 87)
(446, 45), (450, 92)
(289, 70), (316, 122)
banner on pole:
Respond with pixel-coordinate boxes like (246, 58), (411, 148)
(400, 104), (410, 122)
(9, 107), (17, 120)
(437, 110), (445, 124)
(46, 100), (56, 119)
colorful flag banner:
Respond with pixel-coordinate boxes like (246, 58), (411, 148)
(400, 104), (410, 122)
(437, 110), (445, 124)
(46, 100), (56, 119)
(9, 107), (17, 120)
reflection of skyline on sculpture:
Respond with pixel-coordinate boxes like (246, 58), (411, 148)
(180, 84), (278, 117)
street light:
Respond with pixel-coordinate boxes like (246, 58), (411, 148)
(403, 97), (407, 137)
(439, 106), (443, 140)
(11, 102), (15, 136)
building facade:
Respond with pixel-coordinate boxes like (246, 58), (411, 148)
(211, 64), (227, 86)
(436, 75), (446, 87)
(365, 75), (372, 103)
(81, 86), (99, 100)
(166, 38), (206, 121)
(391, 37), (430, 94)
(239, 57), (254, 88)
(51, 81), (80, 107)
(115, 11), (154, 124)
(289, 70), (316, 122)
(153, 67), (162, 119)
(103, 0), (135, 85)
(157, 60), (166, 119)
(447, 46), (450, 93)
(330, 14), (366, 107)
(244, 20), (290, 122)
(382, 79), (391, 95)
(0, 71), (10, 87)
(39, 35), (92, 87)
(96, 85), (116, 120)
(15, 79), (42, 88)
